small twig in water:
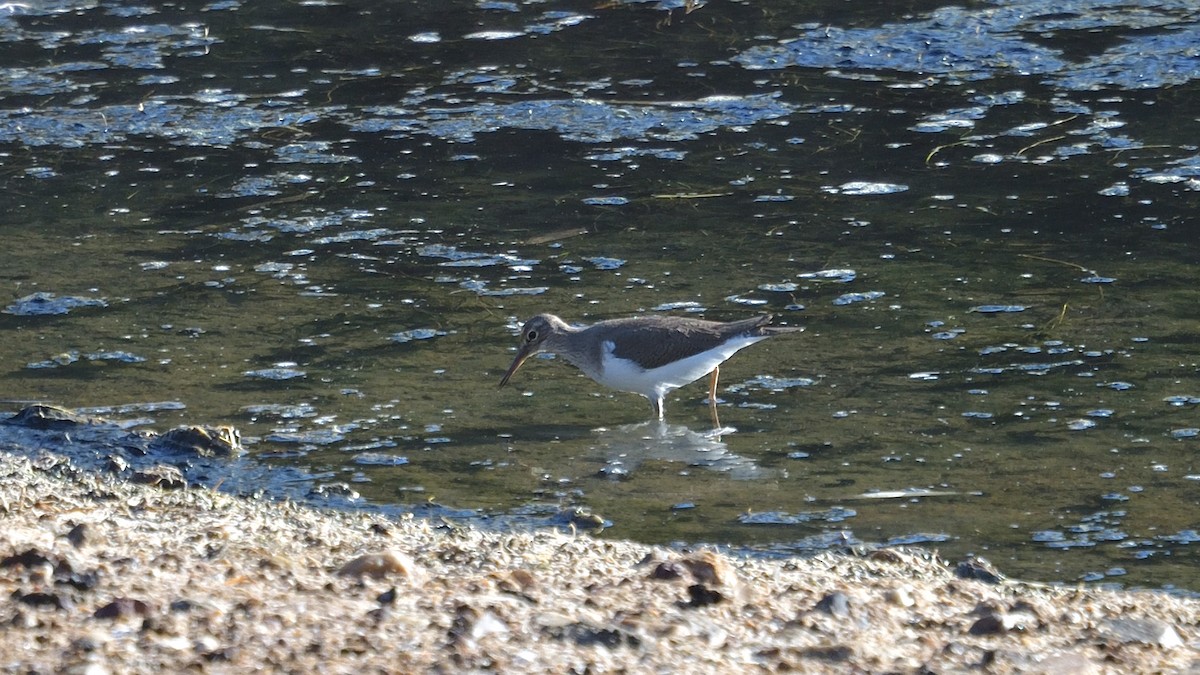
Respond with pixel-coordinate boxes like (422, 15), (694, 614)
(926, 141), (967, 163)
(651, 192), (731, 199)
(1017, 253), (1089, 272)
(1016, 135), (1066, 156)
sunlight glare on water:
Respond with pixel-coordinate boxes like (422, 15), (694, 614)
(0, 0), (1199, 589)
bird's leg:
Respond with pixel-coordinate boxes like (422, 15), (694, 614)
(652, 396), (665, 420)
(707, 367), (722, 429)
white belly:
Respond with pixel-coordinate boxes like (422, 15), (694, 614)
(593, 335), (768, 400)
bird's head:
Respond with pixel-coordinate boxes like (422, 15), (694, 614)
(498, 314), (564, 387)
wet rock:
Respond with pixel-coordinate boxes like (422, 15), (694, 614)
(130, 464), (186, 489)
(552, 508), (605, 531)
(596, 463), (629, 479)
(104, 454), (129, 474)
(3, 292), (107, 316)
(121, 431), (154, 457)
(337, 550), (422, 581)
(1099, 618), (1184, 649)
(29, 451), (79, 477)
(4, 404), (97, 430)
(151, 426), (243, 457)
(955, 555), (1004, 584)
(308, 482), (359, 500)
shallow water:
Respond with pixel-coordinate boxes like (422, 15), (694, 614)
(2, 0), (1200, 589)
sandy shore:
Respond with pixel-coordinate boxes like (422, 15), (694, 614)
(2, 447), (1198, 674)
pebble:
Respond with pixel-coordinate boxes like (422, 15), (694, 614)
(2, 448), (1199, 673)
(94, 597), (153, 620)
(814, 591), (851, 617)
(885, 585), (915, 607)
(130, 465), (185, 489)
(337, 551), (423, 581)
(1099, 618), (1184, 649)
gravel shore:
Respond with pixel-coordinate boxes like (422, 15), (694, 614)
(2, 447), (1198, 673)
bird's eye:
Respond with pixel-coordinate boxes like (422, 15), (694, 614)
(526, 330), (538, 341)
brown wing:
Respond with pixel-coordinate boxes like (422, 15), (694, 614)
(606, 315), (774, 370)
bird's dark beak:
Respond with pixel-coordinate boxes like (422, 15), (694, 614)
(499, 343), (535, 388)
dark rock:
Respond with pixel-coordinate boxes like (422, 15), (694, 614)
(151, 425), (243, 457)
(650, 561), (685, 580)
(130, 464), (186, 489)
(94, 597), (153, 620)
(56, 570), (100, 592)
(544, 621), (640, 649)
(969, 610), (1037, 635)
(3, 404), (96, 429)
(969, 613), (1004, 635)
(105, 455), (129, 474)
(553, 508), (605, 531)
(30, 451), (77, 476)
(17, 591), (72, 609)
(955, 555), (1004, 584)
(66, 523), (88, 548)
(309, 482), (359, 500)
(814, 591), (850, 617)
(686, 583), (725, 607)
(801, 645), (853, 662)
(574, 627), (624, 648)
(377, 588), (398, 606)
(1, 548), (52, 569)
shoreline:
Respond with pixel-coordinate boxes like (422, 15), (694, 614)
(2, 446), (1197, 673)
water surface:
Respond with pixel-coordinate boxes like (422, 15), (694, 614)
(2, 0), (1199, 590)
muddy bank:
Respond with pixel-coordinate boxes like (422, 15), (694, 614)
(1, 447), (1197, 673)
